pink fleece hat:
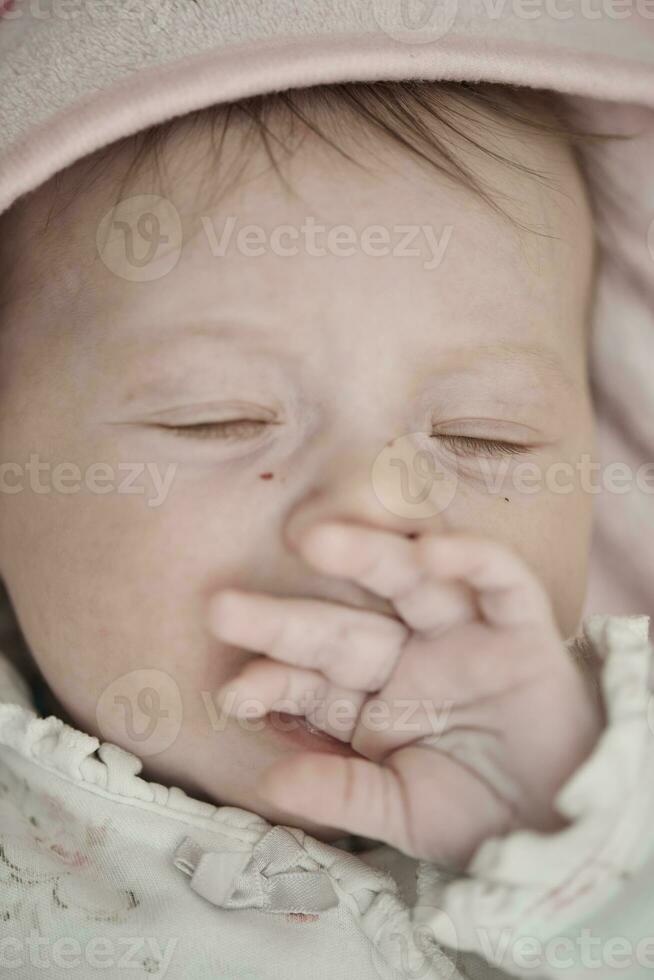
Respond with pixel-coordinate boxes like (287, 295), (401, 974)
(1, 0), (653, 624)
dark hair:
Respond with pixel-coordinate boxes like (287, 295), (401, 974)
(65, 80), (626, 225)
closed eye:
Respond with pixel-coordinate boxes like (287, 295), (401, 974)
(155, 419), (274, 440)
(153, 422), (532, 456)
(435, 434), (534, 457)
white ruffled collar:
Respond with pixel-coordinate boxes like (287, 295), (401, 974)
(0, 639), (385, 855)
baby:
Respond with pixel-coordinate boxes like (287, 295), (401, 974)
(0, 78), (646, 977)
(0, 80), (601, 853)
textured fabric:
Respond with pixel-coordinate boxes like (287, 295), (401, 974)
(173, 826), (341, 912)
(417, 615), (654, 974)
(1, 615), (653, 979)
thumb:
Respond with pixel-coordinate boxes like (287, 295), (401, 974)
(256, 753), (411, 853)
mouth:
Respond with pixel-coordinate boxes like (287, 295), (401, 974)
(265, 711), (361, 757)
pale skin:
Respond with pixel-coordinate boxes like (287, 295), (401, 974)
(211, 523), (602, 865)
(0, 89), (601, 864)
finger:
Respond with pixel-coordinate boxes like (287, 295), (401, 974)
(256, 752), (416, 855)
(208, 589), (408, 691)
(257, 743), (515, 865)
(348, 622), (525, 764)
(350, 667), (460, 762)
(415, 534), (555, 629)
(294, 522), (479, 636)
(393, 579), (478, 637)
(215, 656), (365, 743)
(294, 521), (423, 599)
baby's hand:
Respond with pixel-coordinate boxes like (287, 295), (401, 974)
(209, 524), (603, 867)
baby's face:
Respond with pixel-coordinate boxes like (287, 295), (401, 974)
(0, 97), (596, 839)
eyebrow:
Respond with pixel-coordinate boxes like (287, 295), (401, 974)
(133, 324), (577, 392)
(139, 321), (301, 360)
(183, 323), (272, 342)
(424, 341), (579, 393)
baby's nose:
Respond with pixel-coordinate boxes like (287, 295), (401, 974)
(283, 440), (445, 554)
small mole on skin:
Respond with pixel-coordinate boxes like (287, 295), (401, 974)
(259, 472), (274, 480)
(504, 497), (510, 502)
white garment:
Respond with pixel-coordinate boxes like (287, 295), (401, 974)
(0, 613), (652, 980)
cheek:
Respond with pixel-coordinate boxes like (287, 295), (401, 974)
(522, 483), (593, 639)
(439, 463), (592, 639)
(548, 499), (593, 639)
(2, 486), (254, 727)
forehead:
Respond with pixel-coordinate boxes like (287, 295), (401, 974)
(5, 92), (595, 369)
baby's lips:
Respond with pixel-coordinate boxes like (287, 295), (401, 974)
(213, 672), (369, 758)
(266, 709), (363, 758)
(299, 706), (357, 744)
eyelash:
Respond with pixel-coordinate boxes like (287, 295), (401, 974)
(157, 420), (532, 456)
(159, 420), (271, 440)
(437, 434), (532, 457)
